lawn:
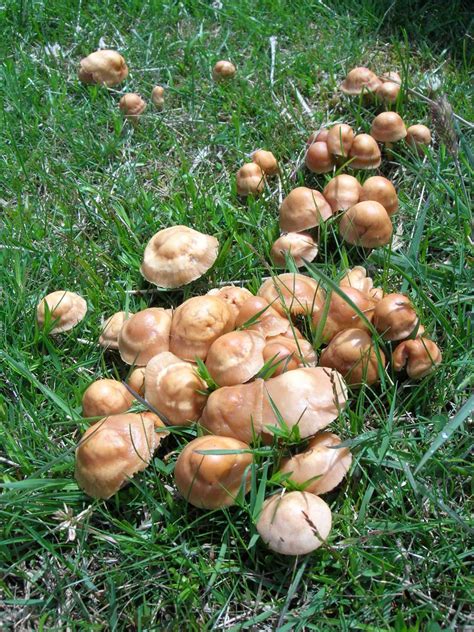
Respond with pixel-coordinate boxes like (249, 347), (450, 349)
(1, 0), (473, 629)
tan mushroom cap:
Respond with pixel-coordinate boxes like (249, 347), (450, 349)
(75, 412), (168, 499)
(151, 85), (165, 108)
(326, 124), (355, 158)
(392, 337), (442, 379)
(258, 273), (324, 317)
(340, 266), (383, 302)
(323, 175), (362, 212)
(280, 432), (352, 494)
(307, 129), (329, 145)
(236, 162), (265, 196)
(99, 311), (132, 349)
(360, 176), (398, 216)
(262, 367), (348, 438)
(200, 379), (264, 443)
(205, 330), (266, 386)
(207, 285), (253, 319)
(118, 308), (172, 366)
(349, 134), (382, 169)
(174, 435), (253, 509)
(141, 225), (219, 288)
(236, 296), (292, 338)
(82, 379), (134, 418)
(145, 352), (207, 425)
(406, 124), (432, 153)
(371, 111), (407, 142)
(170, 295), (234, 361)
(376, 72), (401, 103)
(263, 336), (317, 376)
(252, 150), (279, 176)
(271, 232), (318, 268)
(37, 290), (87, 334)
(212, 60), (236, 80)
(312, 287), (376, 343)
(339, 201), (393, 248)
(305, 142), (336, 174)
(279, 187), (332, 232)
(340, 67), (381, 95)
(78, 50), (128, 87)
(257, 491), (332, 555)
(319, 328), (386, 386)
(119, 93), (147, 119)
(127, 367), (146, 397)
(373, 293), (422, 341)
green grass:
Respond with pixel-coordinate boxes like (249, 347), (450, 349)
(1, 0), (473, 629)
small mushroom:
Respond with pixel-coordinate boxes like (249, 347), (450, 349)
(127, 367), (146, 397)
(236, 296), (292, 338)
(212, 60), (236, 81)
(118, 308), (172, 366)
(305, 141), (336, 174)
(271, 232), (318, 267)
(279, 187), (332, 233)
(252, 150), (279, 176)
(174, 435), (253, 509)
(339, 266), (383, 302)
(376, 71), (401, 103)
(263, 336), (317, 376)
(37, 290), (87, 334)
(392, 337), (442, 379)
(323, 175), (362, 212)
(236, 163), (265, 197)
(151, 85), (165, 109)
(82, 379), (134, 418)
(257, 491), (332, 555)
(371, 112), (407, 143)
(348, 134), (382, 169)
(258, 273), (324, 317)
(340, 67), (381, 96)
(99, 311), (132, 349)
(339, 201), (393, 248)
(326, 124), (355, 158)
(141, 225), (219, 288)
(406, 124), (432, 154)
(207, 285), (253, 320)
(359, 176), (398, 215)
(373, 293), (422, 341)
(307, 129), (329, 145)
(312, 287), (376, 342)
(279, 432), (352, 494)
(205, 330), (266, 386)
(78, 50), (128, 87)
(119, 93), (147, 121)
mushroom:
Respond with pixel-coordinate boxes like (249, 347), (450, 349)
(312, 287), (376, 342)
(339, 201), (393, 248)
(141, 225), (219, 288)
(236, 296), (292, 338)
(305, 142), (336, 174)
(174, 435), (253, 509)
(205, 330), (266, 386)
(118, 308), (172, 366)
(326, 124), (355, 158)
(371, 112), (407, 143)
(37, 290), (87, 334)
(169, 296), (234, 361)
(406, 124), (432, 154)
(270, 232), (318, 267)
(323, 175), (362, 212)
(252, 150), (279, 176)
(279, 432), (352, 494)
(348, 134), (382, 169)
(392, 337), (442, 379)
(373, 293), (422, 341)
(236, 163), (265, 197)
(78, 50), (128, 86)
(376, 71), (401, 103)
(99, 311), (132, 349)
(340, 67), (381, 96)
(263, 336), (317, 376)
(307, 129), (329, 145)
(151, 85), (165, 109)
(207, 285), (253, 320)
(279, 187), (332, 232)
(145, 352), (207, 425)
(119, 93), (147, 121)
(258, 273), (324, 317)
(256, 491), (332, 555)
(319, 328), (386, 386)
(359, 176), (398, 215)
(75, 412), (168, 499)
(212, 60), (236, 81)
(339, 266), (383, 302)
(127, 367), (146, 396)
(82, 379), (134, 418)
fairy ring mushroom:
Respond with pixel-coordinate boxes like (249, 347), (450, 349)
(236, 163), (265, 196)
(205, 330), (266, 386)
(37, 290), (87, 334)
(376, 71), (401, 103)
(359, 176), (398, 216)
(262, 335), (317, 376)
(151, 85), (165, 109)
(119, 93), (147, 120)
(339, 266), (383, 302)
(392, 337), (442, 379)
(340, 67), (381, 96)
(348, 134), (382, 169)
(373, 293), (422, 341)
(235, 296), (293, 338)
(371, 112), (407, 143)
(78, 50), (128, 87)
(326, 124), (355, 158)
(82, 379), (134, 418)
(339, 201), (393, 248)
(207, 285), (253, 320)
(406, 124), (432, 154)
(270, 232), (318, 268)
(118, 307), (172, 366)
(127, 367), (146, 397)
(279, 187), (332, 232)
(258, 273), (324, 317)
(252, 150), (279, 176)
(99, 311), (132, 349)
(323, 175), (362, 213)
(305, 141), (336, 174)
(212, 60), (236, 81)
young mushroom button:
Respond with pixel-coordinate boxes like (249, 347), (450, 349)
(236, 163), (265, 196)
(371, 112), (407, 143)
(212, 60), (236, 81)
(119, 93), (147, 121)
(360, 176), (398, 215)
(326, 124), (355, 158)
(252, 150), (279, 176)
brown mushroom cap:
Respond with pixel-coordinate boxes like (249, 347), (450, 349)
(326, 124), (355, 158)
(207, 285), (253, 319)
(99, 311), (132, 349)
(37, 290), (87, 334)
(319, 328), (386, 386)
(82, 379), (134, 418)
(360, 176), (398, 215)
(406, 124), (432, 153)
(169, 296), (234, 361)
(257, 491), (332, 555)
(78, 50), (128, 87)
(373, 293), (421, 341)
(75, 412), (168, 499)
(118, 308), (172, 366)
(236, 296), (292, 338)
(212, 60), (236, 80)
(252, 150), (279, 176)
(323, 175), (362, 212)
(348, 134), (382, 169)
(371, 112), (407, 142)
(392, 337), (442, 379)
(280, 432), (352, 494)
(263, 336), (317, 376)
(236, 162), (265, 196)
(271, 232), (318, 268)
(339, 201), (393, 248)
(262, 367), (348, 438)
(127, 367), (146, 397)
(307, 129), (329, 145)
(279, 187), (332, 232)
(205, 330), (266, 386)
(340, 67), (381, 95)
(258, 273), (324, 317)
(376, 73), (401, 103)
(312, 287), (376, 343)
(339, 266), (384, 302)
(174, 435), (253, 509)
(141, 225), (219, 288)
(151, 85), (165, 108)
(119, 93), (147, 118)
(305, 141), (336, 174)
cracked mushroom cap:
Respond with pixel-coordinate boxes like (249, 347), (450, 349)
(37, 290), (87, 334)
(141, 225), (219, 289)
(145, 352), (207, 425)
(271, 232), (318, 268)
(392, 337), (442, 379)
(174, 435), (253, 509)
(348, 134), (382, 169)
(312, 287), (376, 343)
(323, 175), (362, 212)
(207, 285), (253, 320)
(236, 162), (265, 196)
(258, 273), (324, 317)
(319, 328), (386, 386)
(263, 336), (317, 376)
(360, 176), (398, 216)
(257, 491), (332, 555)
(279, 187), (332, 232)
(326, 124), (355, 158)
(373, 293), (422, 341)
(151, 85), (165, 108)
(305, 141), (336, 174)
(169, 295), (234, 361)
(212, 60), (236, 80)
(252, 150), (279, 176)
(235, 296), (292, 338)
(205, 330), (266, 386)
(280, 432), (352, 494)
(99, 311), (132, 350)
(339, 266), (383, 302)
(262, 367), (348, 438)
(119, 93), (146, 119)
(118, 308), (172, 366)
(75, 412), (168, 499)
(200, 379), (264, 443)
(371, 112), (407, 142)
(340, 67), (381, 95)
(127, 367), (146, 397)
(78, 50), (128, 87)
(376, 72), (401, 103)
(82, 379), (134, 418)
(406, 125), (432, 153)
(339, 201), (393, 248)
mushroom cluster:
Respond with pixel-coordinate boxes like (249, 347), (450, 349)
(236, 149), (279, 197)
(339, 66), (402, 104)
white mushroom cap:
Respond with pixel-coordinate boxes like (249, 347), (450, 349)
(37, 290), (87, 334)
(205, 330), (266, 386)
(270, 232), (318, 268)
(82, 379), (134, 418)
(257, 273), (324, 317)
(99, 311), (133, 349)
(141, 226), (219, 288)
(207, 286), (253, 319)
(279, 187), (332, 232)
(257, 491), (332, 555)
(235, 296), (292, 338)
(118, 308), (172, 366)
(78, 50), (128, 87)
